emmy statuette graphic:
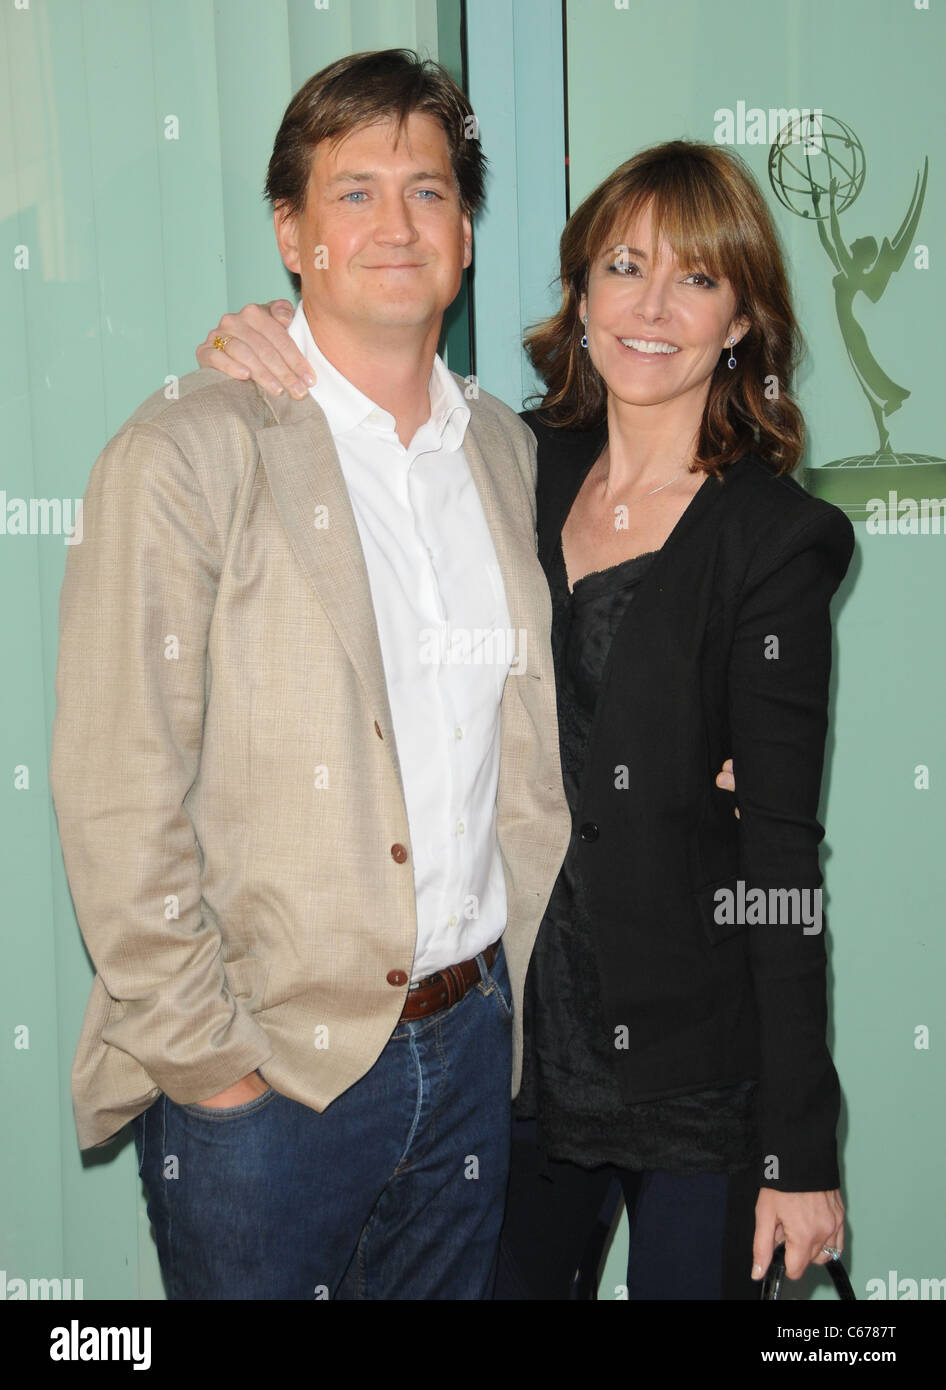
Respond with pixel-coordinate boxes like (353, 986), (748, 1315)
(769, 115), (944, 519)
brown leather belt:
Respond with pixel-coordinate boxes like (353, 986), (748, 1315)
(399, 942), (499, 1022)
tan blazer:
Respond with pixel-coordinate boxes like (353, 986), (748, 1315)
(50, 369), (571, 1151)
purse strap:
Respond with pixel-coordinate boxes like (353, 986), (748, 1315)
(761, 1241), (856, 1300)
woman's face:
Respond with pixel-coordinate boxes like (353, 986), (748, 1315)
(579, 203), (749, 414)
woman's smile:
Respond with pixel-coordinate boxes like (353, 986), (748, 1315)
(617, 335), (681, 358)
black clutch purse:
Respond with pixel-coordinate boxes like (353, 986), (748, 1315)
(761, 1242), (856, 1300)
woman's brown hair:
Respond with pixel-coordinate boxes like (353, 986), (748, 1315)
(525, 141), (804, 475)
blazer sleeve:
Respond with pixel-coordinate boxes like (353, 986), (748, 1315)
(50, 423), (273, 1103)
(727, 504), (854, 1191)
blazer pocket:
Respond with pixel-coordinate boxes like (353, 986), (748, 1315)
(694, 878), (748, 946)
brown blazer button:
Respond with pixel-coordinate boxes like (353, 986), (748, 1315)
(390, 843), (408, 862)
(374, 721), (383, 739)
(579, 822), (599, 842)
(386, 969), (408, 987)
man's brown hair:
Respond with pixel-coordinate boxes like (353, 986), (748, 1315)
(265, 48), (486, 217)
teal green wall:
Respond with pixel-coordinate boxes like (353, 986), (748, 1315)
(0, 0), (456, 1302)
(565, 0), (945, 1301)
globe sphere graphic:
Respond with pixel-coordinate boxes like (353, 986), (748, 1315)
(768, 115), (865, 220)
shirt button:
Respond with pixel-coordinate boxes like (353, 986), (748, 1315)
(455, 727), (463, 740)
(386, 969), (408, 987)
(374, 720), (383, 740)
(456, 821), (465, 835)
(579, 822), (599, 842)
(391, 843), (408, 863)
(448, 914), (458, 927)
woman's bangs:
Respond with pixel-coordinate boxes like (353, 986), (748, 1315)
(594, 178), (734, 284)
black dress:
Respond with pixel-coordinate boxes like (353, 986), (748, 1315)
(515, 534), (756, 1174)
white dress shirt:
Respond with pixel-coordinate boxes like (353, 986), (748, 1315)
(288, 303), (512, 981)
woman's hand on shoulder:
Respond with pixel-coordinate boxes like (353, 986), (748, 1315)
(196, 300), (315, 398)
(752, 1186), (845, 1282)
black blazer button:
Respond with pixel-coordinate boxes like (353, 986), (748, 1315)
(579, 822), (599, 842)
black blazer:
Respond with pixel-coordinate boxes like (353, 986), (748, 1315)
(524, 411), (855, 1192)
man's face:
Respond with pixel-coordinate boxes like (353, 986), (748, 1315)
(274, 111), (472, 340)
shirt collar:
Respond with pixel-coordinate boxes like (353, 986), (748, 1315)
(287, 302), (470, 450)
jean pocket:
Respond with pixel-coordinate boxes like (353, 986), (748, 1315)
(476, 955), (514, 1019)
(174, 1087), (277, 1120)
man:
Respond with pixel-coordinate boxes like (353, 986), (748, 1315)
(50, 49), (571, 1300)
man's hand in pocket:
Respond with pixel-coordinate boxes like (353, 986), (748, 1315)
(196, 1071), (270, 1108)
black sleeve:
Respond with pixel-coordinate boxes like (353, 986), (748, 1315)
(728, 505), (854, 1191)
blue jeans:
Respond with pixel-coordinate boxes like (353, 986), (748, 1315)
(133, 945), (513, 1299)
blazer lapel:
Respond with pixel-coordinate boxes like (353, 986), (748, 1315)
(537, 422), (607, 574)
(461, 408), (530, 652)
(255, 389), (404, 788)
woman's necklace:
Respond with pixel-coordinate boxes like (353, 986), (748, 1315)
(602, 463), (687, 506)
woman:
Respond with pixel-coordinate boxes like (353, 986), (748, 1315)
(198, 140), (850, 1299)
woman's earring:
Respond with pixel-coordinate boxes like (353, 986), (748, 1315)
(727, 336), (737, 370)
(581, 315), (588, 349)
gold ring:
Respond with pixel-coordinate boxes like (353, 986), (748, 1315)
(212, 335), (232, 351)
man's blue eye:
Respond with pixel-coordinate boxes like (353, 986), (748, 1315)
(343, 191), (367, 202)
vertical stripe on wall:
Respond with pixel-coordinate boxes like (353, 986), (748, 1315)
(465, 0), (566, 413)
